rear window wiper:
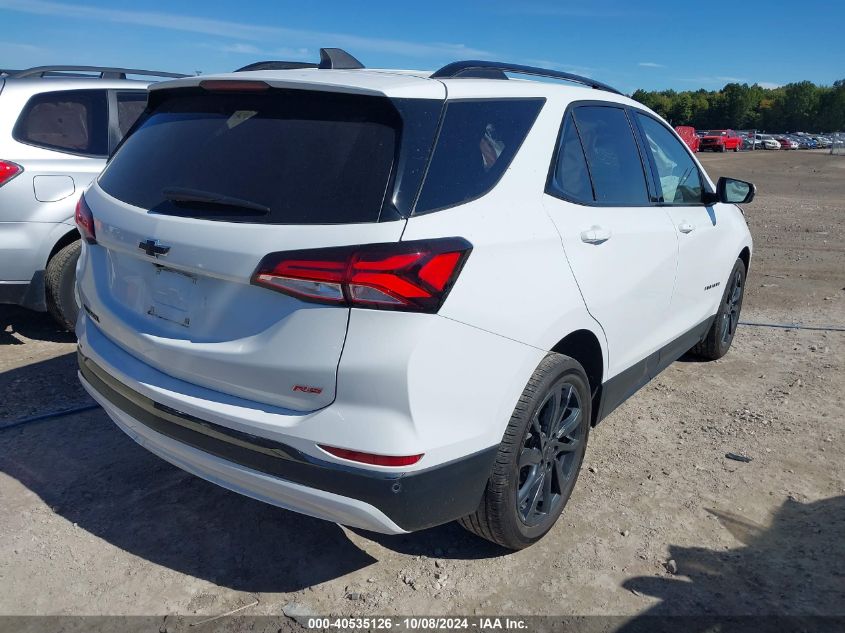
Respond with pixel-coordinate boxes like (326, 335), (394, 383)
(162, 187), (270, 215)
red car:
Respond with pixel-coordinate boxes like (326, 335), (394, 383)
(674, 126), (700, 152)
(699, 129), (742, 152)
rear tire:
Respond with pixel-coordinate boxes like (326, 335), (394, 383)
(45, 240), (81, 332)
(691, 258), (746, 361)
(459, 353), (591, 550)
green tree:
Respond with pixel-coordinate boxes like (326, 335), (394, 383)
(629, 80), (836, 132)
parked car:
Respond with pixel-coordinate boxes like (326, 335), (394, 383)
(0, 65), (186, 330)
(76, 51), (754, 550)
(775, 136), (798, 150)
(755, 134), (781, 150)
(699, 129), (743, 152)
(674, 125), (700, 152)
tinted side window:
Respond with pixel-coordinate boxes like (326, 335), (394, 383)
(414, 98), (544, 214)
(636, 113), (703, 204)
(116, 91), (148, 138)
(14, 89), (108, 156)
(572, 106), (649, 205)
(549, 113), (594, 203)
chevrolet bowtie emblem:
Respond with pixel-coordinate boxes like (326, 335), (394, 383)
(138, 239), (171, 258)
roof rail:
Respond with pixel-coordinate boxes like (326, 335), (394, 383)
(234, 48), (364, 73)
(11, 66), (189, 80)
(430, 60), (622, 95)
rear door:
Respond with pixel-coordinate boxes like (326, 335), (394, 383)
(79, 86), (432, 412)
(542, 103), (678, 379)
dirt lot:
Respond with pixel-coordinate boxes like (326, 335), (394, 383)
(1, 150), (843, 625)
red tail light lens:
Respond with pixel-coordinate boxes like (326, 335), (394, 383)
(319, 445), (423, 467)
(252, 238), (471, 312)
(75, 194), (96, 243)
(0, 160), (22, 187)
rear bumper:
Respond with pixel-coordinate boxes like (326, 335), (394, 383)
(0, 270), (46, 310)
(0, 281), (27, 305)
(79, 350), (498, 533)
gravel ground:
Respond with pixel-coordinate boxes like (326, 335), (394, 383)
(0, 150), (843, 624)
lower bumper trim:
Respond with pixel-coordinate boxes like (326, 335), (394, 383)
(78, 350), (497, 532)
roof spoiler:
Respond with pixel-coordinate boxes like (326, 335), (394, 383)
(235, 47), (364, 72)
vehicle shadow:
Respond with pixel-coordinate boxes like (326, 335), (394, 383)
(0, 304), (75, 344)
(1, 407), (378, 592)
(0, 354), (504, 593)
(0, 351), (91, 423)
(618, 495), (845, 631)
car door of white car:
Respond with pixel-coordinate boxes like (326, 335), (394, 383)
(542, 103), (679, 384)
(632, 111), (730, 349)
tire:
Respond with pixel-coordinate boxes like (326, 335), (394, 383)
(733, 145), (739, 152)
(459, 353), (591, 550)
(691, 258), (746, 361)
(45, 240), (81, 332)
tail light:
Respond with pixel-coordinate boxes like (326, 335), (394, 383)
(75, 194), (96, 244)
(200, 80), (270, 92)
(252, 237), (471, 312)
(319, 445), (423, 467)
(0, 160), (22, 187)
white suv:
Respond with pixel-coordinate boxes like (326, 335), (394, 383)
(76, 51), (754, 549)
(0, 65), (185, 329)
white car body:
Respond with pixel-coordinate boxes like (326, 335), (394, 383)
(76, 58), (753, 538)
(756, 135), (781, 150)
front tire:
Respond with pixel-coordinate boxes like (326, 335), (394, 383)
(459, 354), (591, 550)
(45, 240), (81, 332)
(691, 258), (746, 360)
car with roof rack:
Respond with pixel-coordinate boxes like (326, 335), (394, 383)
(76, 49), (754, 549)
(0, 65), (187, 330)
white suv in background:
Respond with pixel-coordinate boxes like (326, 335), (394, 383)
(0, 66), (185, 329)
(75, 50), (754, 549)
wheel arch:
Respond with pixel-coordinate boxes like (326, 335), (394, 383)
(738, 246), (750, 274)
(551, 329), (604, 425)
(47, 227), (81, 263)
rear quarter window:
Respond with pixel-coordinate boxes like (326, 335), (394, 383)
(414, 98), (544, 214)
(13, 89), (108, 156)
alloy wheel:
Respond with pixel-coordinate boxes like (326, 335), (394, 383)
(517, 380), (585, 527)
(721, 268), (743, 344)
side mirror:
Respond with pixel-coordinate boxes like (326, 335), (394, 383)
(716, 176), (756, 204)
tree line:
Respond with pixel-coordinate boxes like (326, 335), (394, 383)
(631, 80), (845, 132)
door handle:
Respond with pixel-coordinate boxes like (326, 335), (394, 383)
(678, 222), (696, 234)
(580, 226), (612, 244)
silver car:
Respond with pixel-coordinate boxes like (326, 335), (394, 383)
(0, 65), (185, 329)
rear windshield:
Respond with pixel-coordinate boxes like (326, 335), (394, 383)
(98, 89), (401, 224)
